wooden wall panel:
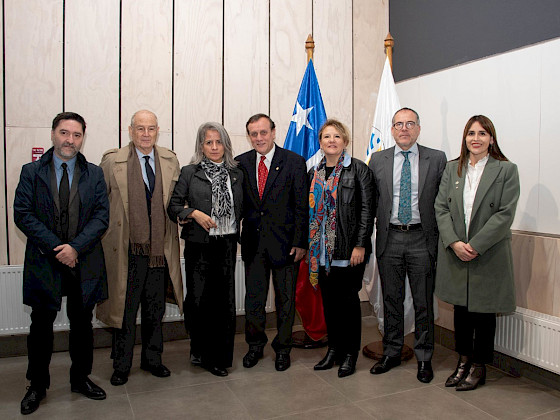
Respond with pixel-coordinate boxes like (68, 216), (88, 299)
(0, 11), (5, 265)
(5, 0), (63, 265)
(121, 0), (173, 149)
(173, 0), (223, 165)
(223, 0), (269, 156)
(352, 0), (389, 160)
(6, 128), (53, 265)
(313, 0), (353, 135)
(4, 0), (63, 128)
(65, 0), (120, 165)
(269, 0), (312, 147)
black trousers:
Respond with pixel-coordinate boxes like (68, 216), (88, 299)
(244, 251), (299, 354)
(454, 305), (496, 364)
(112, 253), (167, 373)
(184, 235), (237, 368)
(319, 263), (365, 355)
(27, 269), (94, 389)
(377, 228), (435, 361)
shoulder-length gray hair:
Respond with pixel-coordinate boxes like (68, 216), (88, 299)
(190, 122), (237, 169)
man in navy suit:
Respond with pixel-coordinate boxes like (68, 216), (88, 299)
(14, 112), (109, 415)
(236, 114), (308, 371)
(368, 108), (446, 383)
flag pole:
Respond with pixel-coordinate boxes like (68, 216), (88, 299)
(384, 32), (394, 71)
(362, 32), (414, 362)
(292, 34), (329, 349)
(305, 34), (315, 63)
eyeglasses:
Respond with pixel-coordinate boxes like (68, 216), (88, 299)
(392, 121), (417, 130)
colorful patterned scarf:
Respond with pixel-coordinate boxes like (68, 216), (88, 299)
(308, 151), (345, 288)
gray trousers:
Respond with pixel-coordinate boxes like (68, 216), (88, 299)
(377, 227), (435, 361)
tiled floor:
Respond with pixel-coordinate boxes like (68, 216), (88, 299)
(3, 316), (560, 419)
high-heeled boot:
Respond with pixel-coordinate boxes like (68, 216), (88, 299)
(338, 353), (357, 378)
(445, 355), (471, 387)
(314, 348), (338, 371)
(456, 363), (486, 391)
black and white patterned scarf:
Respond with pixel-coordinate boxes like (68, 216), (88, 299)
(200, 157), (234, 235)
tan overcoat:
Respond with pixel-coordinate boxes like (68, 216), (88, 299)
(96, 144), (183, 328)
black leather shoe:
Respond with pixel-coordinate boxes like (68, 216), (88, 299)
(242, 349), (263, 368)
(445, 355), (471, 387)
(21, 386), (46, 415)
(338, 354), (357, 378)
(190, 353), (202, 367)
(203, 365), (228, 377)
(71, 377), (106, 400)
(141, 363), (171, 378)
(456, 363), (486, 391)
(314, 348), (338, 371)
(370, 355), (401, 374)
(110, 370), (129, 386)
(275, 353), (291, 371)
(417, 361), (434, 383)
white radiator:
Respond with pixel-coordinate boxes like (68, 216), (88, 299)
(0, 257), (275, 336)
(495, 307), (560, 375)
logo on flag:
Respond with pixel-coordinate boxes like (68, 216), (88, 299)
(365, 57), (401, 164)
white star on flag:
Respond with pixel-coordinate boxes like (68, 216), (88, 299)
(291, 101), (314, 135)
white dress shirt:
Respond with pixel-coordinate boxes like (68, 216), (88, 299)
(135, 147), (155, 189)
(464, 154), (489, 238)
(255, 144), (276, 182)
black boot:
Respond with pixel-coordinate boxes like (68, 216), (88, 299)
(445, 355), (471, 387)
(314, 348), (338, 371)
(338, 354), (357, 378)
(456, 363), (486, 391)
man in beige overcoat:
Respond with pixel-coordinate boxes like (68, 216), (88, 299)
(96, 110), (183, 386)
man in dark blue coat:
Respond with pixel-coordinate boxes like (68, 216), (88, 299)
(236, 114), (308, 371)
(13, 112), (109, 415)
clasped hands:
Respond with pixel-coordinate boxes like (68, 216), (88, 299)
(54, 244), (78, 268)
(450, 241), (478, 262)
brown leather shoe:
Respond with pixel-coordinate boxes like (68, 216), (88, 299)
(445, 355), (471, 387)
(456, 363), (486, 391)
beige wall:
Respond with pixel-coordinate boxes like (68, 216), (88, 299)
(2, 0), (389, 266)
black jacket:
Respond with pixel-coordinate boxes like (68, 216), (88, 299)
(167, 163), (243, 243)
(309, 157), (375, 260)
(13, 147), (109, 310)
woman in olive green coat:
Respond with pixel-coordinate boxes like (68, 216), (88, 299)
(435, 115), (519, 392)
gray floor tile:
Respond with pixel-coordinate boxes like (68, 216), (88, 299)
(442, 371), (560, 420)
(276, 402), (374, 419)
(128, 382), (250, 419)
(15, 395), (133, 420)
(226, 367), (349, 418)
(356, 385), (496, 420)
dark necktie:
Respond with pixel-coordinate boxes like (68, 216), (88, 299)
(144, 156), (155, 194)
(398, 151), (412, 225)
(59, 162), (70, 241)
(258, 155), (268, 199)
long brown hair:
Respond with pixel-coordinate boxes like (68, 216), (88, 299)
(456, 115), (508, 177)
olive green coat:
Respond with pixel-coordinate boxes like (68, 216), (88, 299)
(434, 157), (519, 313)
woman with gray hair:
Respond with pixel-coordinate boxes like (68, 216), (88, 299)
(168, 122), (243, 376)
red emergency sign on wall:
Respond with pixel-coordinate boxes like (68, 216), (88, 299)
(32, 147), (44, 162)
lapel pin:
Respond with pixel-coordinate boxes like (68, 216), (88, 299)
(276, 167), (279, 171)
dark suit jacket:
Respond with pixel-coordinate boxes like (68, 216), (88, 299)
(13, 147), (109, 311)
(236, 145), (308, 266)
(167, 163), (244, 243)
(369, 144), (447, 259)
